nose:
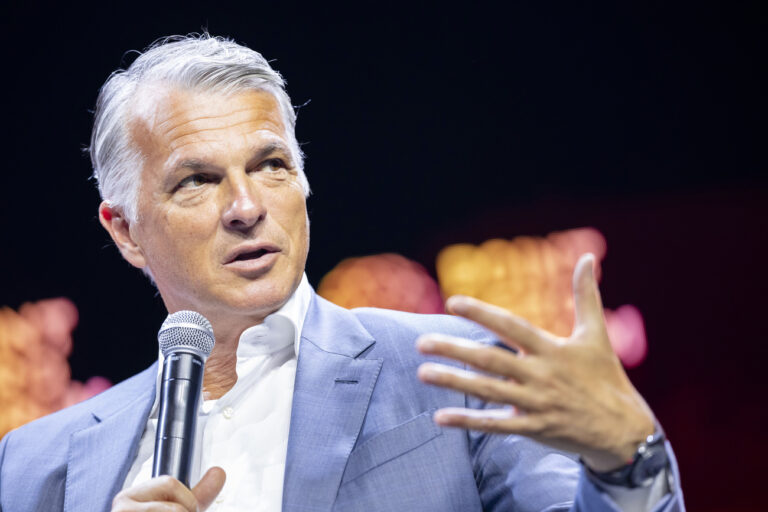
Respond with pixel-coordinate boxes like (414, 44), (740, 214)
(221, 172), (266, 231)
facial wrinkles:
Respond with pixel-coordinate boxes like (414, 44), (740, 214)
(156, 103), (257, 132)
(165, 119), (286, 156)
(134, 88), (275, 156)
(160, 91), (284, 150)
(126, 88), (309, 322)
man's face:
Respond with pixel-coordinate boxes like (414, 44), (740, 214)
(122, 86), (309, 324)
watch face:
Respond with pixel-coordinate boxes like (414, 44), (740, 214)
(631, 443), (669, 487)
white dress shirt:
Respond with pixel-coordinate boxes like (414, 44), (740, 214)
(123, 274), (313, 512)
(122, 272), (665, 510)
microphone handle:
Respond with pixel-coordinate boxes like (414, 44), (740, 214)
(152, 351), (205, 487)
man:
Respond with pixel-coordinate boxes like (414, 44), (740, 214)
(0, 35), (684, 511)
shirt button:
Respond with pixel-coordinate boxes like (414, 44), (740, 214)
(222, 406), (234, 419)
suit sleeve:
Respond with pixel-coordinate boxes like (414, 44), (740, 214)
(464, 329), (686, 511)
(470, 415), (685, 511)
(0, 430), (10, 512)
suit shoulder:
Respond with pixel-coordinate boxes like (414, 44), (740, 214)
(349, 307), (497, 368)
(351, 307), (494, 340)
(0, 364), (155, 510)
(1, 363), (156, 451)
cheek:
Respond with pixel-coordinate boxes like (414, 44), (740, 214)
(270, 194), (309, 267)
(145, 205), (220, 263)
(171, 199), (220, 232)
(287, 201), (309, 249)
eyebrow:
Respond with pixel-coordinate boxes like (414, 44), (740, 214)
(172, 141), (294, 174)
(173, 158), (212, 173)
(245, 141), (294, 168)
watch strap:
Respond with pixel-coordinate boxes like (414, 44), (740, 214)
(584, 425), (669, 488)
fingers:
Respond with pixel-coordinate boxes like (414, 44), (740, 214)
(418, 363), (539, 410)
(192, 467), (226, 511)
(572, 253), (605, 330)
(112, 475), (197, 511)
(416, 333), (531, 381)
(445, 295), (551, 354)
(111, 469), (225, 512)
(432, 407), (540, 435)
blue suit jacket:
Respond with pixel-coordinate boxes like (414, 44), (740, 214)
(0, 293), (684, 511)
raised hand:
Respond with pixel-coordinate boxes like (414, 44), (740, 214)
(416, 253), (655, 471)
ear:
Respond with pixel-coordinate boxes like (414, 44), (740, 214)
(98, 200), (147, 269)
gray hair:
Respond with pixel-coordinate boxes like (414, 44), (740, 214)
(89, 33), (308, 223)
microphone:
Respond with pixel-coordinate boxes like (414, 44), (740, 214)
(152, 310), (215, 487)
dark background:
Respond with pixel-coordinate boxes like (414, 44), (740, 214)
(1, 1), (765, 509)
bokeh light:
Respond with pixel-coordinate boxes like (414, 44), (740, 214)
(318, 253), (444, 313)
(0, 298), (111, 437)
(437, 227), (646, 366)
(437, 227), (607, 337)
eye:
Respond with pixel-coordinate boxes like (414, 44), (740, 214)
(176, 173), (212, 190)
(262, 158), (288, 172)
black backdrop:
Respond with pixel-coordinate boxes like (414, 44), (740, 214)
(1, 1), (766, 509)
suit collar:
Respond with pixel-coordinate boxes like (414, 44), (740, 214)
(300, 292), (376, 357)
(88, 361), (158, 422)
(283, 293), (382, 511)
(63, 292), (379, 512)
(64, 363), (157, 512)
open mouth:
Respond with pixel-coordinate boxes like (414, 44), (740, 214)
(233, 248), (271, 262)
(225, 245), (280, 266)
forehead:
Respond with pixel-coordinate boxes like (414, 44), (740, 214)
(128, 84), (287, 162)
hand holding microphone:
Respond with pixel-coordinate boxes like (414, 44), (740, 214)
(112, 311), (226, 512)
(111, 468), (225, 512)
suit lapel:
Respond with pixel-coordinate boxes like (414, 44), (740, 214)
(283, 295), (382, 512)
(64, 363), (157, 512)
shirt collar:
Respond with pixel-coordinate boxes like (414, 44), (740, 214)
(150, 273), (313, 416)
(237, 273), (311, 358)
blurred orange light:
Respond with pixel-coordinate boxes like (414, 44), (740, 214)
(0, 298), (111, 437)
(318, 253), (444, 314)
(437, 227), (648, 366)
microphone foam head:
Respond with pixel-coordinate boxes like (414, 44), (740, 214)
(158, 310), (215, 358)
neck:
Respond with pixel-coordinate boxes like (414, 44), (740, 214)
(200, 318), (261, 400)
(161, 287), (302, 400)
(203, 346), (239, 399)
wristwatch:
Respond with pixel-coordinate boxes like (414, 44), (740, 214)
(585, 426), (670, 488)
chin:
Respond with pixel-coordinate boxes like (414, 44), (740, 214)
(222, 281), (294, 315)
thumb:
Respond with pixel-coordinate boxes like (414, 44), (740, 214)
(192, 467), (226, 511)
(572, 253), (605, 331)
